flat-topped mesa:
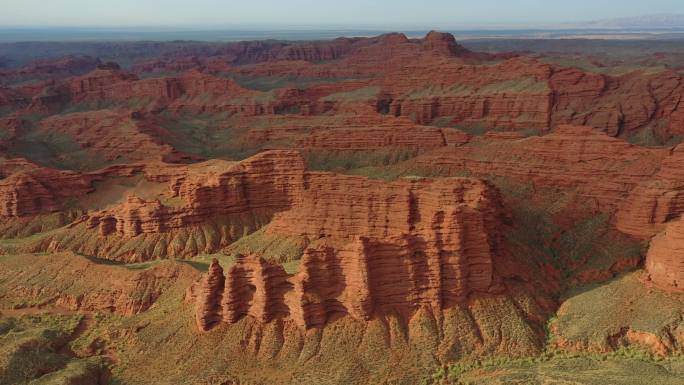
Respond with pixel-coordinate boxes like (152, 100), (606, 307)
(421, 31), (471, 56)
(645, 218), (684, 291)
(332, 31), (478, 74)
(268, 174), (500, 243)
(273, 176), (501, 317)
(85, 150), (306, 238)
(378, 32), (410, 45)
(193, 175), (505, 330)
(273, 38), (356, 62)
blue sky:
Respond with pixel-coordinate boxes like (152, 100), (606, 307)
(1, 0), (683, 28)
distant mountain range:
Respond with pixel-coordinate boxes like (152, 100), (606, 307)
(572, 14), (684, 29)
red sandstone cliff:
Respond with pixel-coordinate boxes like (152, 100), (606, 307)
(416, 125), (666, 212)
(616, 144), (684, 239)
(189, 173), (506, 331)
(646, 218), (684, 291)
(86, 150), (304, 237)
(3, 32), (684, 141)
(376, 56), (684, 137)
(193, 259), (226, 331)
(36, 151), (305, 260)
(0, 159), (93, 217)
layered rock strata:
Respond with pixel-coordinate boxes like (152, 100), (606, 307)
(83, 150), (305, 238)
(194, 259), (226, 331)
(190, 175), (505, 331)
(298, 125), (468, 149)
(0, 161), (93, 217)
(380, 56), (684, 137)
(416, 125), (666, 212)
(616, 144), (684, 238)
(645, 218), (684, 291)
(38, 109), (183, 163)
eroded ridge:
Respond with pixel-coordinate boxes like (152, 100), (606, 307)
(189, 175), (505, 331)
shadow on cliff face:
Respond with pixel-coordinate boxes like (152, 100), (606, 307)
(0, 313), (111, 385)
(493, 176), (645, 293)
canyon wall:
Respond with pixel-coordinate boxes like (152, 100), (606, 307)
(4, 32), (684, 142)
(616, 144), (684, 239)
(190, 175), (506, 331)
(645, 218), (684, 291)
(416, 125), (666, 212)
(84, 150), (304, 238)
(379, 56), (684, 137)
(0, 160), (93, 217)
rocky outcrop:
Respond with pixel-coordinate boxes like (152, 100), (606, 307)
(298, 124), (467, 149)
(273, 38), (356, 62)
(221, 254), (292, 324)
(615, 180), (684, 238)
(193, 259), (225, 331)
(552, 70), (684, 137)
(56, 66), (307, 117)
(421, 31), (471, 57)
(268, 174), (500, 243)
(417, 125), (666, 211)
(285, 232), (496, 328)
(84, 150), (304, 238)
(190, 175), (505, 330)
(616, 144), (684, 239)
(378, 55), (684, 137)
(380, 57), (553, 127)
(646, 218), (684, 291)
(24, 66), (260, 114)
(32, 151), (304, 261)
(60, 66), (139, 100)
(0, 162), (92, 217)
(0, 117), (24, 151)
(39, 109), (182, 163)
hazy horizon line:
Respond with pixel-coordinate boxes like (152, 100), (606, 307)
(0, 13), (683, 31)
(3, 24), (684, 32)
